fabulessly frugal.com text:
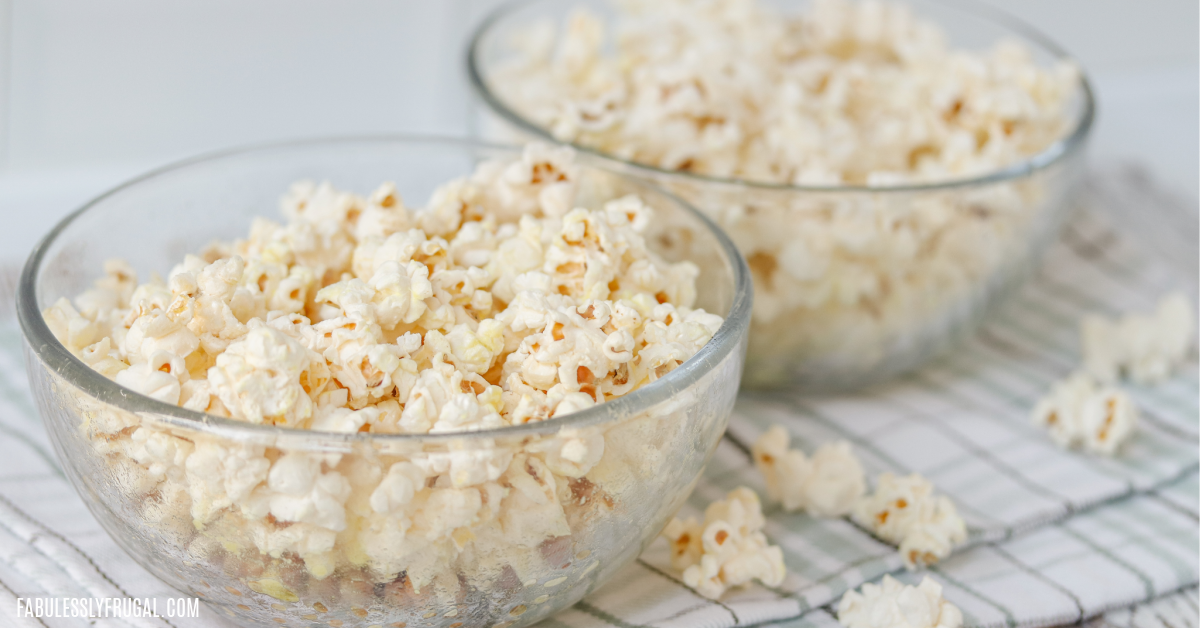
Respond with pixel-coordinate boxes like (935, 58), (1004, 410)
(15, 597), (201, 619)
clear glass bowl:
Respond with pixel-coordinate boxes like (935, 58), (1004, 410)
(17, 137), (750, 628)
(467, 0), (1095, 390)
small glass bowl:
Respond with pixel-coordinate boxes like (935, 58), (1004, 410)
(468, 0), (1095, 390)
(17, 136), (751, 628)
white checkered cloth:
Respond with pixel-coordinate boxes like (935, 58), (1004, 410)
(0, 168), (1194, 628)
(1087, 587), (1199, 628)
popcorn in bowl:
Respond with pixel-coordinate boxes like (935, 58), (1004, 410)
(471, 0), (1093, 388)
(21, 139), (750, 628)
(58, 143), (722, 434)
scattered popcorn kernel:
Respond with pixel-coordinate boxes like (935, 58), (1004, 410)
(663, 486), (786, 599)
(1031, 371), (1138, 456)
(1031, 371), (1098, 449)
(803, 441), (867, 518)
(752, 425), (864, 517)
(1081, 291), (1195, 385)
(663, 515), (704, 572)
(752, 425), (811, 511)
(837, 575), (963, 628)
(1079, 386), (1138, 456)
(853, 473), (966, 570)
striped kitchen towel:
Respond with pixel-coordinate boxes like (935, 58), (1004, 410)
(0, 166), (1194, 627)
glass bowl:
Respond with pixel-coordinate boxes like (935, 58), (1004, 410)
(467, 0), (1095, 390)
(17, 136), (751, 628)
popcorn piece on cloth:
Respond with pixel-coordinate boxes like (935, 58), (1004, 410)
(753, 425), (864, 516)
(837, 575), (963, 628)
(1031, 371), (1139, 456)
(752, 425), (811, 511)
(853, 473), (966, 570)
(662, 486), (786, 599)
(1082, 291), (1195, 385)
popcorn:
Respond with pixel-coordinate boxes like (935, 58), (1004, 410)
(79, 338), (130, 380)
(1079, 388), (1139, 456)
(44, 298), (100, 353)
(753, 425), (811, 511)
(184, 439), (271, 526)
(415, 487), (488, 540)
(837, 575), (963, 628)
(499, 454), (570, 547)
(413, 443), (514, 488)
(123, 427), (194, 484)
(527, 429), (604, 478)
(752, 425), (864, 517)
(1081, 291), (1195, 385)
(663, 487), (786, 599)
(115, 347), (190, 405)
(207, 325), (324, 427)
(370, 462), (426, 515)
(50, 144), (724, 606)
(853, 473), (966, 569)
(804, 441), (868, 518)
(266, 453), (352, 531)
(489, 0), (1083, 385)
(663, 516), (704, 571)
(1031, 371), (1139, 456)
(444, 320), (506, 374)
(125, 310), (199, 364)
(1030, 371), (1096, 448)
(310, 406), (377, 433)
(74, 259), (137, 316)
(249, 520), (338, 573)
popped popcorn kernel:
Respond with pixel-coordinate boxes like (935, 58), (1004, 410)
(804, 441), (867, 517)
(1081, 291), (1195, 385)
(1080, 388), (1138, 456)
(207, 325), (324, 427)
(837, 575), (963, 628)
(752, 425), (864, 516)
(852, 472), (966, 570)
(45, 298), (100, 353)
(1031, 371), (1139, 456)
(663, 486), (786, 599)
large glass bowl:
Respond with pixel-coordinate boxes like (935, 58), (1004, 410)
(468, 0), (1095, 390)
(17, 136), (750, 628)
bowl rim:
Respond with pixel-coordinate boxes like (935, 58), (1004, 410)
(17, 134), (752, 444)
(466, 0), (1096, 194)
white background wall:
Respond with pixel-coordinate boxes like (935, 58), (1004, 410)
(0, 0), (1194, 260)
